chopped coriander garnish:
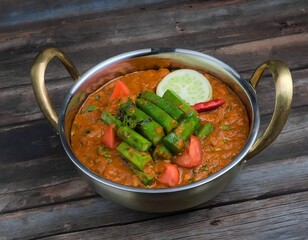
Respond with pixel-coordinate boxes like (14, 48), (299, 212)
(221, 124), (230, 130)
(227, 105), (233, 111)
(97, 145), (112, 163)
(188, 178), (195, 183)
(122, 115), (137, 128)
(201, 165), (209, 171)
(84, 129), (91, 135)
(95, 95), (100, 100)
(83, 105), (99, 113)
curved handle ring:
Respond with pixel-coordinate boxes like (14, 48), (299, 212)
(246, 60), (293, 159)
(31, 48), (79, 130)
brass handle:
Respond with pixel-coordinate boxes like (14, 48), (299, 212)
(246, 60), (293, 159)
(31, 48), (79, 130)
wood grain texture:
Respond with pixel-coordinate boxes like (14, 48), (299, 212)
(0, 0), (307, 239)
(43, 192), (307, 240)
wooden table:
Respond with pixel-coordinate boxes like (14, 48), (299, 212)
(1, 1), (307, 239)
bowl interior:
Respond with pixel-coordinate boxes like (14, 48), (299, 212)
(58, 48), (259, 192)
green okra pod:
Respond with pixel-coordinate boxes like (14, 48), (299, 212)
(139, 91), (184, 121)
(163, 115), (201, 154)
(127, 162), (153, 186)
(196, 122), (214, 139)
(119, 100), (165, 145)
(117, 126), (152, 152)
(116, 142), (152, 171)
(138, 120), (165, 146)
(162, 90), (197, 116)
(153, 143), (173, 160)
(100, 111), (122, 128)
(136, 98), (178, 134)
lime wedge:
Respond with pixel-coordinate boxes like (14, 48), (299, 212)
(156, 69), (212, 105)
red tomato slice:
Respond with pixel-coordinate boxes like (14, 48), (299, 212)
(173, 135), (202, 168)
(156, 163), (179, 187)
(101, 125), (116, 149)
(109, 80), (130, 101)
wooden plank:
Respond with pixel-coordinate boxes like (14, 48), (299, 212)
(0, 0), (172, 27)
(213, 155), (308, 203)
(242, 68), (308, 116)
(206, 33), (308, 73)
(1, 184), (307, 239)
(0, 178), (96, 214)
(1, 0), (301, 31)
(0, 154), (307, 238)
(0, 120), (65, 164)
(0, 197), (161, 240)
(251, 106), (308, 165)
(0, 155), (78, 195)
(43, 192), (308, 240)
(0, 78), (73, 128)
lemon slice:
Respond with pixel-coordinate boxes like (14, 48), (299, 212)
(156, 69), (212, 105)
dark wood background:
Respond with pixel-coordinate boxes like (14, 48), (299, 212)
(0, 0), (307, 239)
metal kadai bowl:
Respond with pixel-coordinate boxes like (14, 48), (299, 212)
(31, 48), (292, 212)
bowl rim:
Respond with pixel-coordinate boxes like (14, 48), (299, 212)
(58, 47), (260, 193)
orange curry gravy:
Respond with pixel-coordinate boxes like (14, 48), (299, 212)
(70, 69), (249, 188)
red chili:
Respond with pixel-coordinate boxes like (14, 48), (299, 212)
(192, 99), (225, 112)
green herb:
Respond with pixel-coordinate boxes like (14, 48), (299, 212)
(188, 178), (195, 184)
(122, 115), (137, 128)
(95, 95), (100, 100)
(135, 118), (152, 128)
(97, 145), (112, 163)
(201, 165), (209, 171)
(83, 105), (99, 113)
(84, 129), (91, 135)
(85, 155), (94, 165)
(221, 124), (230, 130)
(118, 99), (139, 128)
(227, 105), (233, 111)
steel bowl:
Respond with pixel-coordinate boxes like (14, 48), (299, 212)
(31, 48), (292, 212)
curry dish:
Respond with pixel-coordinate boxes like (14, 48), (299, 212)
(70, 69), (249, 188)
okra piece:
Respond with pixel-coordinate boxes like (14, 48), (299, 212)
(117, 142), (152, 171)
(163, 115), (201, 154)
(138, 120), (165, 146)
(117, 126), (152, 152)
(153, 143), (173, 160)
(136, 98), (178, 134)
(100, 111), (122, 128)
(196, 122), (214, 139)
(127, 162), (153, 186)
(162, 90), (197, 116)
(139, 91), (184, 121)
(119, 100), (165, 145)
